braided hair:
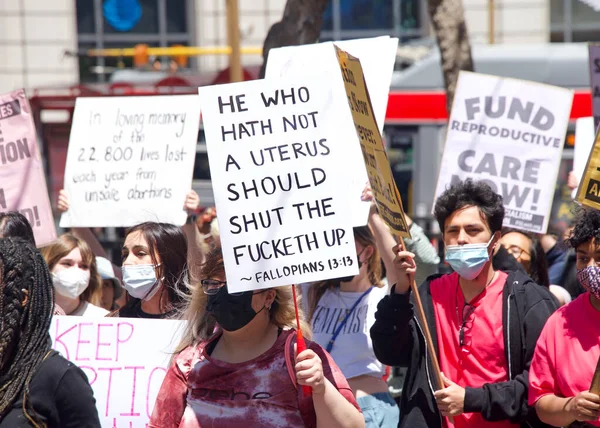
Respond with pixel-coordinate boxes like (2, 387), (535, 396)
(0, 238), (53, 426)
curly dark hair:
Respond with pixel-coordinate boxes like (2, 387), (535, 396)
(434, 179), (505, 234)
(566, 207), (600, 249)
(0, 238), (53, 426)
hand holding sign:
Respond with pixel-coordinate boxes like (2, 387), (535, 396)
(183, 190), (200, 215)
(295, 346), (326, 395)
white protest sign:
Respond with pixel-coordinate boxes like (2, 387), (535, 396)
(572, 117), (595, 199)
(589, 44), (600, 130)
(435, 71), (573, 233)
(51, 316), (184, 428)
(60, 95), (200, 227)
(266, 37), (399, 227)
(199, 77), (357, 293)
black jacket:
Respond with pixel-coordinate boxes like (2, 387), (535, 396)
(370, 270), (558, 428)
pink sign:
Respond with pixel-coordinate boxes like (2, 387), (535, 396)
(50, 316), (184, 428)
(0, 89), (56, 245)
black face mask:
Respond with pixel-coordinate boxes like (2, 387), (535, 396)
(206, 286), (266, 332)
(337, 248), (366, 283)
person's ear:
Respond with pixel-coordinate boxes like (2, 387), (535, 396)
(491, 231), (502, 250)
(265, 289), (276, 309)
(362, 245), (375, 263)
(20, 289), (29, 307)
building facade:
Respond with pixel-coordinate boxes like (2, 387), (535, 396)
(1, 0), (600, 93)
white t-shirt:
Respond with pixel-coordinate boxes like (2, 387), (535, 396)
(307, 284), (388, 380)
(71, 301), (109, 317)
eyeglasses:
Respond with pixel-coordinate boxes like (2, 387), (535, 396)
(459, 304), (475, 348)
(201, 279), (266, 297)
(201, 279), (229, 296)
(503, 244), (530, 259)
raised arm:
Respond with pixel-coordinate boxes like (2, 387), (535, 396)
(181, 190), (205, 282)
(362, 184), (399, 287)
(370, 247), (417, 366)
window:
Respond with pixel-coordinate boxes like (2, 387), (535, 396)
(102, 0), (159, 34)
(76, 0), (194, 82)
(320, 0), (423, 42)
(550, 0), (600, 42)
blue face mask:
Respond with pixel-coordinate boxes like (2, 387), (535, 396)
(445, 237), (494, 280)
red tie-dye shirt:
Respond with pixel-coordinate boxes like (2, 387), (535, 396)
(149, 328), (359, 428)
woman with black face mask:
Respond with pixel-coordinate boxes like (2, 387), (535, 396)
(304, 193), (400, 428)
(149, 247), (365, 428)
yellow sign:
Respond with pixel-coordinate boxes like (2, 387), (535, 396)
(577, 129), (600, 210)
(335, 46), (410, 238)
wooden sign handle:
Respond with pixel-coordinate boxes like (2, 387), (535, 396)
(396, 235), (452, 424)
(590, 355), (600, 395)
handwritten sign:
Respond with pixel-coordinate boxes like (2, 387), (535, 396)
(199, 77), (357, 293)
(0, 89), (56, 246)
(435, 71), (573, 234)
(60, 95), (200, 227)
(50, 316), (184, 428)
(266, 37), (399, 227)
(589, 44), (600, 130)
(335, 47), (410, 238)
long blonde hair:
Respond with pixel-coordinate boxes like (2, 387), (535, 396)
(177, 247), (311, 353)
(306, 226), (383, 322)
(40, 233), (103, 306)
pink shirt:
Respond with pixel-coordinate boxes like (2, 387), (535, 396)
(149, 328), (359, 428)
(529, 293), (600, 426)
(431, 271), (517, 428)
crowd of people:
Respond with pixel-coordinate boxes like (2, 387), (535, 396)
(0, 177), (599, 428)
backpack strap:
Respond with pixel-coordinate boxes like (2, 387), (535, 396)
(284, 330), (317, 428)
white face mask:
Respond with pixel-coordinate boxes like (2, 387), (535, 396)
(122, 264), (161, 301)
(52, 268), (90, 299)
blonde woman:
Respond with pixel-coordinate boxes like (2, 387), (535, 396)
(149, 247), (364, 428)
(41, 233), (107, 316)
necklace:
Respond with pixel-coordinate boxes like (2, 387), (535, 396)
(455, 271), (497, 321)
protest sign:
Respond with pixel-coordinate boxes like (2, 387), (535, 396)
(572, 117), (595, 199)
(435, 71), (573, 234)
(576, 126), (600, 210)
(266, 37), (399, 227)
(50, 316), (184, 428)
(0, 89), (56, 246)
(335, 46), (410, 238)
(589, 44), (600, 130)
(199, 77), (357, 293)
(60, 95), (200, 228)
